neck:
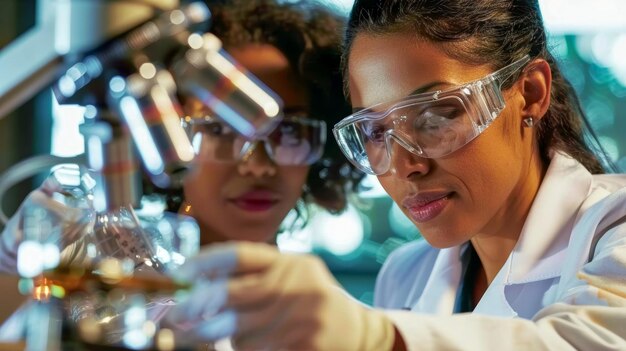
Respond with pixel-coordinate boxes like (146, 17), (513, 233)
(179, 201), (278, 247)
(471, 149), (547, 285)
(197, 221), (278, 247)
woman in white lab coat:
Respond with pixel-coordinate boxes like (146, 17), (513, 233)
(165, 0), (626, 349)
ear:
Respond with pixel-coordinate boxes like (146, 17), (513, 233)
(519, 59), (551, 123)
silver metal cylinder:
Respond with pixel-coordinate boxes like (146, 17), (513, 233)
(80, 109), (141, 212)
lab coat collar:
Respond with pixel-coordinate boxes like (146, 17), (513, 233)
(411, 151), (593, 316)
(412, 245), (463, 314)
(506, 151), (592, 283)
(475, 152), (593, 316)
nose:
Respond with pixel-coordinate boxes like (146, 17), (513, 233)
(237, 141), (277, 177)
(387, 136), (430, 179)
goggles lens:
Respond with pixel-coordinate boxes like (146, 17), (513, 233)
(183, 115), (326, 166)
(333, 56), (530, 175)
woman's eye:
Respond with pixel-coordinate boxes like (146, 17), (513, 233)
(415, 117), (442, 131)
(277, 122), (304, 145)
(280, 122), (300, 137)
(415, 106), (461, 130)
(365, 123), (386, 143)
(423, 106), (461, 120)
(202, 122), (234, 137)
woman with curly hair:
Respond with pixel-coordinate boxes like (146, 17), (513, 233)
(177, 0), (360, 246)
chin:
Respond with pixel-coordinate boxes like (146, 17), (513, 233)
(199, 225), (278, 246)
(227, 227), (278, 244)
(418, 226), (469, 249)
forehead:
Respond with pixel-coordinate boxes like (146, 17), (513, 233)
(228, 44), (308, 109)
(183, 44), (309, 118)
(347, 32), (492, 108)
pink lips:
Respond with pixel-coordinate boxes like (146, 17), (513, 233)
(230, 189), (279, 212)
(402, 191), (452, 223)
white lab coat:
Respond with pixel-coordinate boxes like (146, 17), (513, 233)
(375, 151), (626, 350)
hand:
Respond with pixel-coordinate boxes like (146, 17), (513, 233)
(0, 176), (95, 275)
(165, 242), (396, 351)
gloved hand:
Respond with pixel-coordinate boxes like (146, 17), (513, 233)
(0, 174), (95, 275)
(165, 242), (397, 351)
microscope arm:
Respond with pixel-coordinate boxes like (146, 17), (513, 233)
(0, 0), (179, 119)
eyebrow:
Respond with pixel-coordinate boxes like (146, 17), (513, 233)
(351, 81), (448, 113)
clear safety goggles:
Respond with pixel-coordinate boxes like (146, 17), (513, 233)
(183, 115), (326, 166)
(333, 55), (530, 175)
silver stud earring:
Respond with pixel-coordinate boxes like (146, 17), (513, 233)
(523, 117), (535, 128)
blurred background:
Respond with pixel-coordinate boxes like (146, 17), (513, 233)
(0, 0), (625, 305)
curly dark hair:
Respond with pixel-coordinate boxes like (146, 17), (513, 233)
(343, 0), (611, 174)
(208, 0), (364, 215)
(156, 0), (363, 219)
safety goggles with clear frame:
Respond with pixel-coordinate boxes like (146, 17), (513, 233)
(182, 115), (327, 166)
(333, 55), (531, 175)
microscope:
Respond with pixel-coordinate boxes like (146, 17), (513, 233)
(0, 0), (283, 349)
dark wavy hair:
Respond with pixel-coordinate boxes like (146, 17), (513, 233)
(342, 0), (611, 174)
(159, 0), (363, 221)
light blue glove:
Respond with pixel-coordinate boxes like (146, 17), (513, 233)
(165, 242), (396, 350)
(160, 244), (238, 349)
(0, 173), (95, 275)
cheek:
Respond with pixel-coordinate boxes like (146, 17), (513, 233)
(376, 175), (406, 210)
(450, 114), (525, 208)
(183, 164), (229, 213)
(377, 176), (396, 197)
(279, 167), (309, 201)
